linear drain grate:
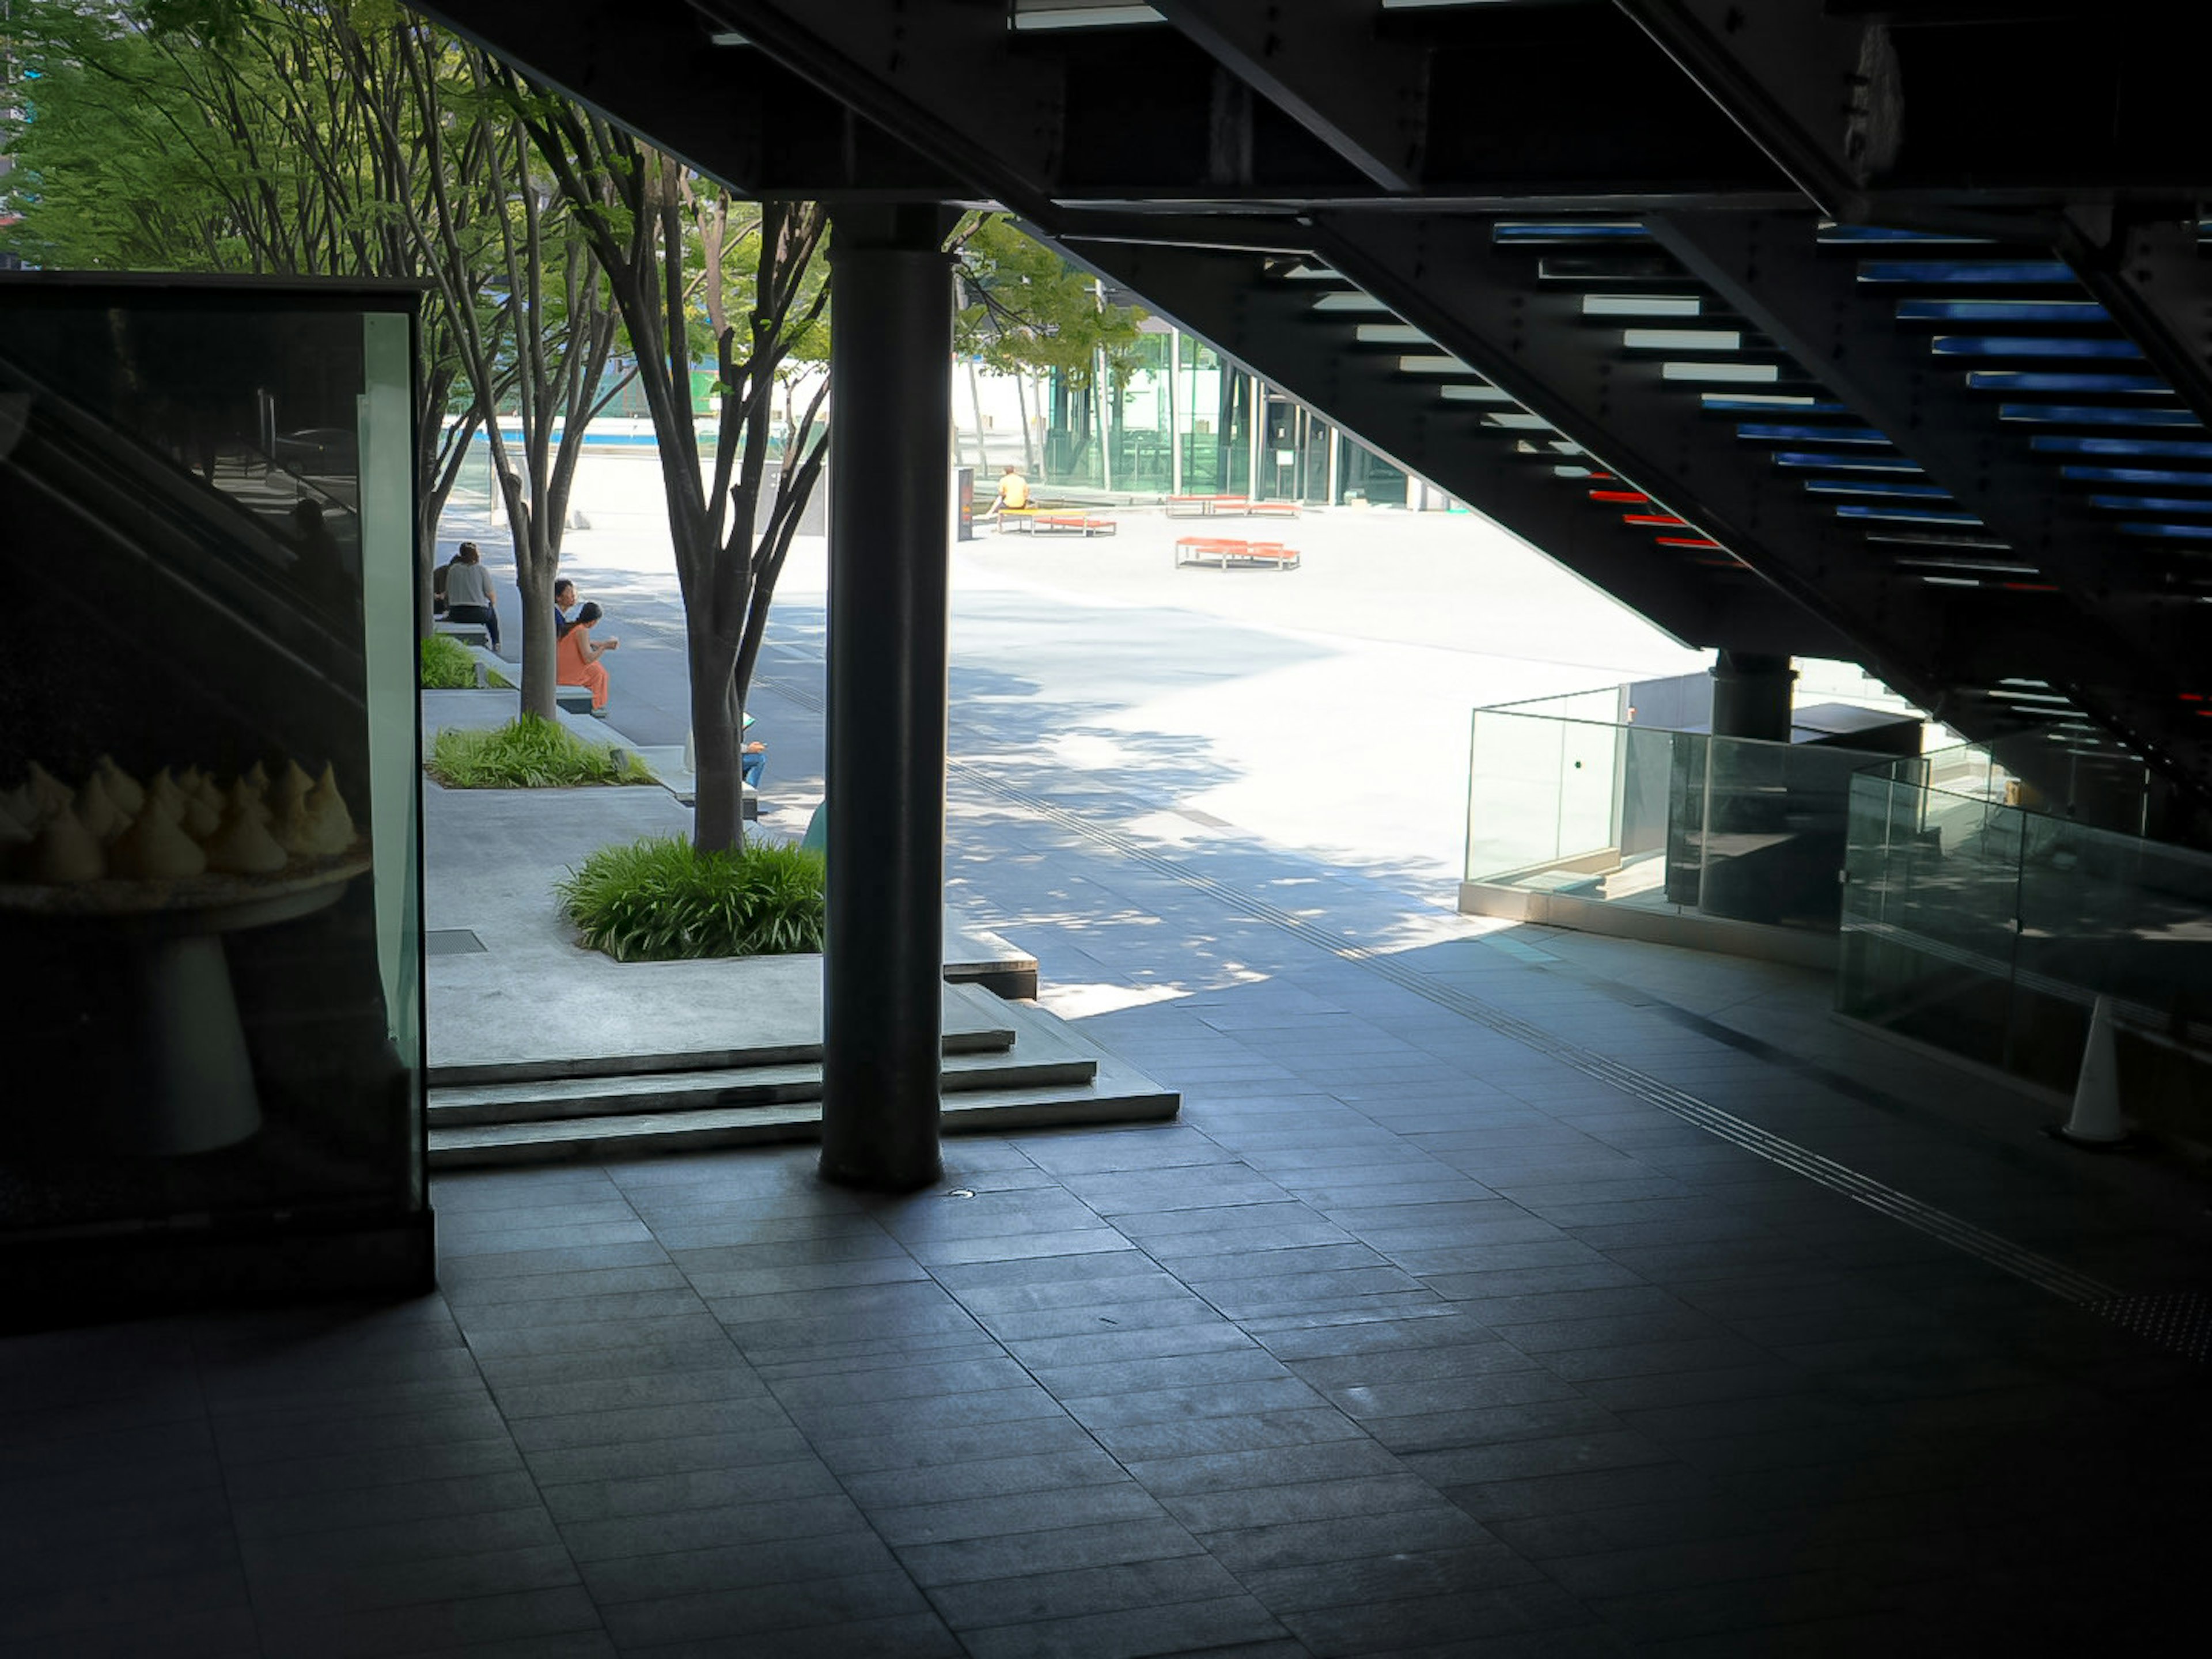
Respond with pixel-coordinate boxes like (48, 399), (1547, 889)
(771, 669), (2146, 1327)
(942, 758), (2122, 1309)
(2088, 1291), (2212, 1365)
(426, 929), (487, 957)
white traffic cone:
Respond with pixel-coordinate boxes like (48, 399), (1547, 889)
(2054, 994), (2130, 1147)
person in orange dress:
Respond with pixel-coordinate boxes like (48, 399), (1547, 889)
(556, 601), (619, 714)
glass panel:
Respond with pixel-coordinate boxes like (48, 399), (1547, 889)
(1465, 698), (1902, 932)
(0, 279), (426, 1312)
(1465, 710), (1572, 881)
(1838, 770), (2031, 1074)
(1698, 734), (1888, 929)
(1338, 436), (1408, 507)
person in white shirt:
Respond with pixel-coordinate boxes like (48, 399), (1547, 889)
(443, 543), (500, 650)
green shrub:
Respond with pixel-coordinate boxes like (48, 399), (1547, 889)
(427, 716), (656, 789)
(420, 634), (478, 689)
(558, 836), (827, 961)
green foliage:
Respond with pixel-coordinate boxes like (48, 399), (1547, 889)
(426, 717), (656, 789)
(419, 634), (479, 689)
(955, 215), (1145, 387)
(557, 836), (827, 961)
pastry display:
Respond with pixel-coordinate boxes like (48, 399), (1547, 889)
(74, 772), (127, 843)
(200, 793), (289, 875)
(0, 756), (368, 905)
(108, 796), (208, 881)
(93, 755), (145, 816)
(25, 762), (73, 820)
(26, 804), (104, 884)
(302, 765), (357, 855)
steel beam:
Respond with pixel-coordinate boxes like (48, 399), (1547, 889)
(696, 0), (1065, 219)
(1151, 0), (1429, 191)
(1611, 0), (1881, 218)
(413, 0), (960, 199)
(2059, 211), (2212, 435)
(1304, 212), (1946, 677)
(1652, 209), (2212, 795)
(1055, 233), (1809, 653)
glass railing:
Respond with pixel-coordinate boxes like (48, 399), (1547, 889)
(1839, 758), (2212, 1093)
(1464, 703), (1902, 931)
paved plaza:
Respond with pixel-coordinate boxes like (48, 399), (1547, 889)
(5, 479), (2209, 1656)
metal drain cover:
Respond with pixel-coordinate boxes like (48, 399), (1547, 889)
(425, 929), (487, 957)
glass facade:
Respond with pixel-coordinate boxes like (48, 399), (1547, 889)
(1012, 329), (1410, 506)
(0, 278), (430, 1324)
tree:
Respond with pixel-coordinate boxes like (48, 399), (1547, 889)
(4, 1), (483, 586)
(331, 17), (627, 715)
(954, 214), (1145, 476)
(509, 86), (830, 853)
(6, 1), (626, 699)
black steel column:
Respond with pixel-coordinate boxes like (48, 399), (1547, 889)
(1710, 649), (1796, 743)
(819, 206), (954, 1191)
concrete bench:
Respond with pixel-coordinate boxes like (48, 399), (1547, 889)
(459, 643), (592, 713)
(434, 619), (490, 647)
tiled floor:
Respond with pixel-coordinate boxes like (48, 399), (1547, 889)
(9, 763), (2212, 1656)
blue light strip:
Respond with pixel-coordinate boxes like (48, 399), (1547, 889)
(1835, 504), (1985, 524)
(1771, 451), (1922, 471)
(1737, 423), (1890, 444)
(1820, 225), (1992, 244)
(1804, 480), (1955, 498)
(2119, 521), (2212, 539)
(2059, 465), (2212, 486)
(1858, 260), (2074, 283)
(1964, 371), (2169, 392)
(2087, 495), (2212, 514)
(1494, 222), (1650, 243)
(1896, 299), (2109, 323)
(2029, 435), (2212, 458)
(1999, 404), (2203, 427)
(1930, 336), (2142, 358)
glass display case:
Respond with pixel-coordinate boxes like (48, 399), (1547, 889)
(0, 277), (429, 1327)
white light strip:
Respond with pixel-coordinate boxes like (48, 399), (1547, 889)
(1584, 294), (1702, 317)
(1624, 328), (1741, 351)
(1662, 361), (1779, 382)
(1012, 3), (1163, 29)
(1355, 323), (1433, 345)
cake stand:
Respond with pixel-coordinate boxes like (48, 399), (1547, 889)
(0, 848), (372, 1156)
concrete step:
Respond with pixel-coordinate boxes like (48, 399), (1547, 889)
(429, 975), (1018, 1086)
(428, 1044), (1098, 1126)
(427, 1081), (1175, 1166)
(427, 994), (1180, 1168)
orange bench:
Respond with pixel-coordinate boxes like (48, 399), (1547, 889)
(1031, 512), (1118, 536)
(1175, 536), (1301, 570)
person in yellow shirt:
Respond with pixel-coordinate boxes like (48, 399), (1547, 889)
(990, 465), (1030, 527)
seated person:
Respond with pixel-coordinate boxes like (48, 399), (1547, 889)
(742, 712), (765, 790)
(987, 465), (1029, 527)
(555, 601), (619, 714)
(433, 556), (453, 616)
(442, 541), (501, 650)
(553, 577), (577, 638)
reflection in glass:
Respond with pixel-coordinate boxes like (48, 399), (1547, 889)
(0, 280), (427, 1319)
